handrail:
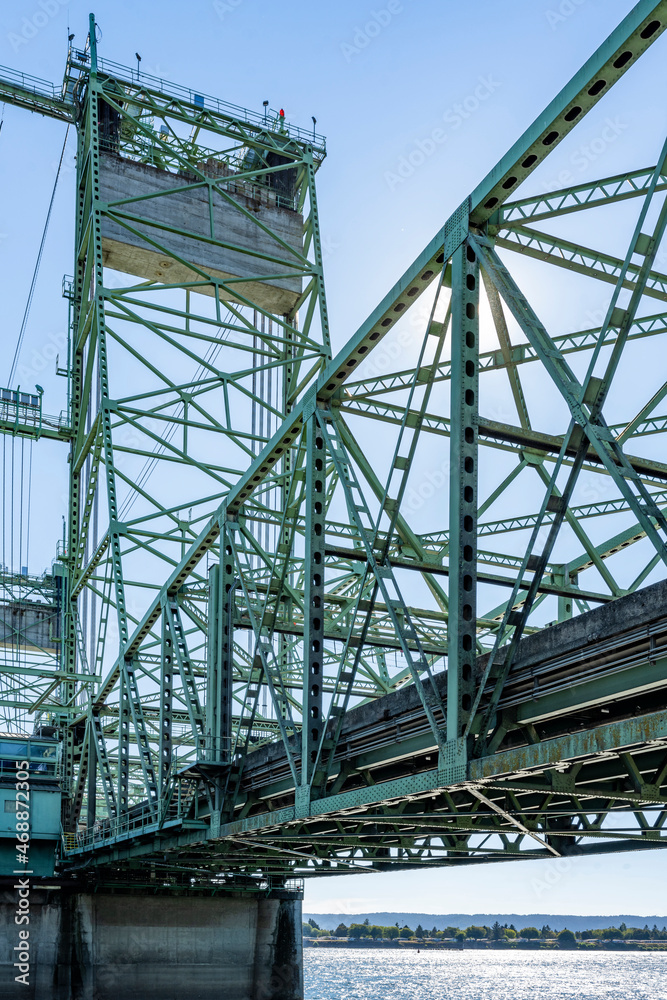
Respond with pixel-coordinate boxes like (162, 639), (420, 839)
(0, 63), (60, 99)
(67, 49), (326, 152)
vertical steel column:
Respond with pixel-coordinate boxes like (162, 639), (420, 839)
(58, 568), (76, 817)
(447, 238), (479, 753)
(91, 100), (129, 651)
(124, 657), (159, 812)
(90, 710), (117, 819)
(278, 322), (297, 724)
(66, 17), (129, 820)
(86, 735), (97, 829)
(159, 604), (174, 793)
(206, 563), (220, 761)
(220, 544), (234, 763)
(206, 551), (233, 763)
(303, 148), (331, 361)
(556, 566), (574, 621)
(117, 661), (130, 816)
(61, 37), (93, 800)
(298, 412), (326, 810)
(72, 18), (129, 655)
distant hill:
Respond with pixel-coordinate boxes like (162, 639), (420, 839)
(303, 913), (667, 933)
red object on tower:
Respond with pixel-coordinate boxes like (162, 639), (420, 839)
(279, 109), (285, 117)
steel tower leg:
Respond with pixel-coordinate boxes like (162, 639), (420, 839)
(445, 237), (479, 771)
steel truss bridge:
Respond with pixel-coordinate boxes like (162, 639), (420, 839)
(2, 3), (667, 887)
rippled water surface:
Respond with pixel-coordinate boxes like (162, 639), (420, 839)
(304, 948), (667, 999)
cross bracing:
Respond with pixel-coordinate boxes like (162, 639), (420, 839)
(1, 3), (667, 884)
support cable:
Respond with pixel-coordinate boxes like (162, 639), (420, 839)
(18, 436), (24, 576)
(1, 434), (5, 573)
(6, 124), (70, 387)
(10, 437), (14, 575)
(25, 440), (32, 573)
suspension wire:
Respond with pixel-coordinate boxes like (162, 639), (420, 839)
(10, 436), (14, 575)
(264, 318), (272, 721)
(19, 436), (24, 577)
(26, 440), (33, 574)
(250, 310), (259, 685)
(252, 319), (257, 458)
(7, 124), (71, 387)
(2, 434), (5, 572)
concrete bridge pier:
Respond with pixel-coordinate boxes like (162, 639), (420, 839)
(0, 884), (302, 1000)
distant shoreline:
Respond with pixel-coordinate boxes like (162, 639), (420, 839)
(303, 913), (667, 934)
(304, 938), (667, 952)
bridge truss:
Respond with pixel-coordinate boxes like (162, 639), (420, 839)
(2, 2), (667, 884)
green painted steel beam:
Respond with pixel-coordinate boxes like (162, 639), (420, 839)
(67, 620), (667, 861)
(196, 704), (667, 836)
(419, 489), (667, 544)
(0, 65), (73, 122)
(474, 708), (667, 779)
(468, 1), (667, 225)
(340, 397), (667, 484)
(495, 165), (667, 228)
(0, 417), (71, 442)
(497, 226), (667, 301)
(323, 544), (612, 603)
(515, 654), (667, 725)
(344, 311), (667, 400)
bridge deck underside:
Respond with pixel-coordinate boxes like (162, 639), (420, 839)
(63, 579), (667, 877)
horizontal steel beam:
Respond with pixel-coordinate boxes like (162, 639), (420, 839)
(341, 397), (667, 482)
(496, 166), (667, 228)
(344, 311), (667, 400)
(324, 544), (611, 603)
(0, 72), (73, 123)
(497, 226), (667, 301)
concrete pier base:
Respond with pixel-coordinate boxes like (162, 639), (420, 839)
(0, 886), (302, 1000)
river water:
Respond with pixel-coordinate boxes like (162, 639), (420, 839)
(304, 948), (667, 999)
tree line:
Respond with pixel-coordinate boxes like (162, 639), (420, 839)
(302, 918), (667, 943)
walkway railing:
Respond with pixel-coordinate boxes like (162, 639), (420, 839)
(67, 49), (326, 153)
(0, 63), (60, 100)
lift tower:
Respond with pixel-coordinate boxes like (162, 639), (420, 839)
(2, 14), (330, 843)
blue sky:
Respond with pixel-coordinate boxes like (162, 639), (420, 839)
(1, 0), (667, 914)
